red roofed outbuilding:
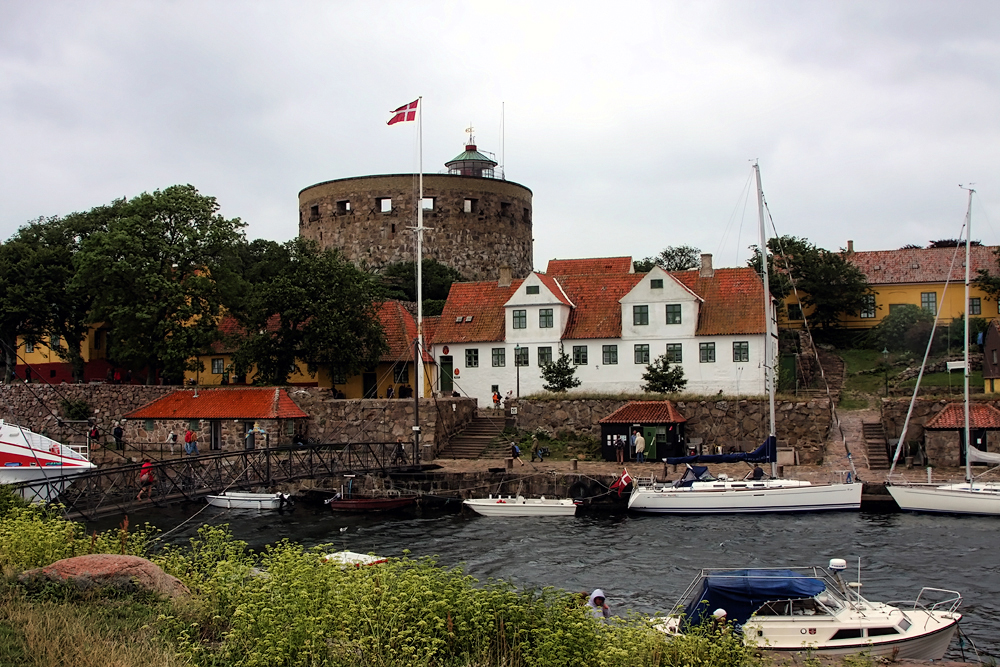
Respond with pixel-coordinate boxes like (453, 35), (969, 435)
(921, 401), (1000, 467)
(598, 400), (687, 461)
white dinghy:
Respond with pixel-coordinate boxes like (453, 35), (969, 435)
(463, 495), (578, 517)
(655, 559), (962, 661)
(206, 491), (293, 510)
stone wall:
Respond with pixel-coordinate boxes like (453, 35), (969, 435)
(511, 397), (833, 464)
(299, 174), (534, 280)
(0, 384), (477, 456)
(880, 397), (996, 467)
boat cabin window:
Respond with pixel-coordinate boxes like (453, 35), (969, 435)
(867, 627), (900, 637)
(898, 618), (911, 631)
(754, 598), (831, 617)
(830, 628), (863, 640)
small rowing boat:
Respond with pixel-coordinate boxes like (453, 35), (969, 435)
(206, 491), (293, 510)
(463, 495), (579, 517)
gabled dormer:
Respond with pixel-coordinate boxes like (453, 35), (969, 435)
(619, 266), (702, 340)
(503, 272), (574, 341)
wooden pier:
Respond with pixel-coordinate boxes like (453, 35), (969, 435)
(11, 442), (419, 520)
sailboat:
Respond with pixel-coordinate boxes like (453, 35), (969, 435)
(887, 187), (1000, 515)
(628, 163), (862, 513)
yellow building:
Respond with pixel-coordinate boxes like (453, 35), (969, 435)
(15, 325), (113, 383)
(780, 244), (998, 330)
(185, 301), (436, 398)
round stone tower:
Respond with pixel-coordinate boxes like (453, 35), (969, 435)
(298, 143), (533, 281)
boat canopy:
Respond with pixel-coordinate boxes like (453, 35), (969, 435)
(683, 568), (825, 626)
(968, 447), (1000, 465)
(666, 436), (776, 466)
(672, 466), (716, 488)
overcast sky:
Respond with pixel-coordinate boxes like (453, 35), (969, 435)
(2, 1), (999, 272)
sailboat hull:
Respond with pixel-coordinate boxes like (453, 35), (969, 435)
(628, 482), (862, 514)
(887, 483), (1000, 516)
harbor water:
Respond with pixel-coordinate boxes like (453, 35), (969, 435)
(103, 504), (1000, 661)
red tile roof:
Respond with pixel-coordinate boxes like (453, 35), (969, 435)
(377, 300), (433, 362)
(433, 280), (523, 343)
(846, 246), (997, 285)
(555, 273), (644, 339)
(126, 388), (309, 420)
(599, 401), (687, 424)
(536, 273), (574, 306)
(546, 257), (634, 276)
(925, 402), (1000, 429)
(673, 267), (766, 336)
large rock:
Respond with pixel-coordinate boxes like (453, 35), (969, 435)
(19, 554), (189, 598)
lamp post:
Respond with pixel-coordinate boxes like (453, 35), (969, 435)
(882, 347), (889, 397)
(515, 344), (521, 398)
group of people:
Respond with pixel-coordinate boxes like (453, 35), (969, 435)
(612, 430), (647, 463)
(492, 389), (514, 410)
(509, 434), (547, 465)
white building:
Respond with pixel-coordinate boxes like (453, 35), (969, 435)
(429, 255), (768, 404)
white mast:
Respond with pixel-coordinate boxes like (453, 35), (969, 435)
(962, 186), (974, 484)
(415, 96), (425, 400)
(754, 162), (778, 478)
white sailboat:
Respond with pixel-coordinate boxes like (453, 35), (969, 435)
(887, 187), (1000, 515)
(628, 163), (862, 513)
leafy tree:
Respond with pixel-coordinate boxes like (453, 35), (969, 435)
(641, 355), (688, 393)
(635, 245), (701, 273)
(378, 259), (463, 316)
(0, 215), (95, 383)
(540, 350), (581, 392)
(229, 239), (387, 386)
(865, 304), (935, 353)
(928, 239), (981, 248)
(72, 185), (245, 384)
(974, 247), (1000, 305)
(748, 235), (872, 328)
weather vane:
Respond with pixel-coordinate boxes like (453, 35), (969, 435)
(465, 125), (475, 144)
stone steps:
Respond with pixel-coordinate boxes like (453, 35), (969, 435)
(862, 421), (891, 470)
(438, 415), (507, 459)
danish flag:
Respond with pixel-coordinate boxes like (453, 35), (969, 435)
(388, 99), (419, 125)
(610, 468), (633, 497)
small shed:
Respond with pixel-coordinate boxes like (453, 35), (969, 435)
(598, 401), (686, 462)
(125, 387), (310, 452)
(923, 402), (1000, 467)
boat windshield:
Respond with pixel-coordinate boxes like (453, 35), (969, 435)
(753, 594), (839, 617)
(673, 466), (716, 488)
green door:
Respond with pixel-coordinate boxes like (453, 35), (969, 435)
(644, 426), (658, 460)
(439, 356), (453, 392)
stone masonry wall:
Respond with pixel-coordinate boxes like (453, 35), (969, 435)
(512, 397), (833, 464)
(299, 174), (533, 280)
(0, 385), (477, 456)
(880, 397), (999, 467)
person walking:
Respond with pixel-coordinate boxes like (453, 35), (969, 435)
(615, 435), (625, 463)
(492, 391), (501, 410)
(634, 430), (646, 463)
(184, 428), (199, 456)
(112, 422), (124, 450)
(530, 434), (543, 462)
(510, 441), (524, 466)
(165, 430), (178, 455)
(136, 460), (155, 500)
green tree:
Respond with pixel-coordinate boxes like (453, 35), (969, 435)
(748, 235), (872, 328)
(865, 304), (935, 353)
(229, 239), (387, 385)
(540, 350), (581, 392)
(635, 245), (701, 273)
(378, 259), (464, 316)
(641, 355), (688, 393)
(72, 185), (245, 384)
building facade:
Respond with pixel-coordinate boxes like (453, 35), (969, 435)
(430, 255), (768, 404)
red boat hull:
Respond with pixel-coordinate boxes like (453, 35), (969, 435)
(327, 496), (417, 512)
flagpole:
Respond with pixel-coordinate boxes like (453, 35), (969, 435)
(415, 96), (424, 400)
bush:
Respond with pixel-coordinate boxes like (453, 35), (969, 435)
(59, 398), (90, 421)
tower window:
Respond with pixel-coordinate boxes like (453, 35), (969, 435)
(523, 207), (530, 221)
(309, 205), (319, 220)
(421, 197), (435, 211)
(379, 198), (392, 213)
(337, 200), (351, 214)
(501, 202), (512, 216)
(464, 198), (478, 213)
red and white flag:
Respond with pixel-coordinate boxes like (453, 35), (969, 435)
(609, 468), (633, 497)
(387, 99), (419, 125)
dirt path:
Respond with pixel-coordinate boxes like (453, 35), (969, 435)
(825, 403), (879, 473)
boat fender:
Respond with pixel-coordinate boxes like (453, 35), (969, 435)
(589, 481), (608, 498)
(568, 481), (590, 499)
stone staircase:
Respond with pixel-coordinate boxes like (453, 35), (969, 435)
(438, 413), (507, 459)
(862, 421), (891, 470)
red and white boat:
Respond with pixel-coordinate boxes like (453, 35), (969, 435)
(0, 419), (97, 502)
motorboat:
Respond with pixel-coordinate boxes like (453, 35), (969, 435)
(628, 443), (861, 514)
(463, 495), (579, 516)
(656, 559), (961, 660)
(325, 494), (417, 512)
(886, 187), (1000, 516)
(628, 163), (861, 514)
(206, 491), (293, 510)
(0, 419), (97, 502)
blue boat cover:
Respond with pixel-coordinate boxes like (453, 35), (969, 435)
(683, 568), (825, 626)
(666, 435), (776, 465)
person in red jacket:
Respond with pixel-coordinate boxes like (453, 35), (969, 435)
(136, 460), (155, 500)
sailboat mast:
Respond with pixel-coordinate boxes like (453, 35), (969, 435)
(415, 96), (425, 401)
(963, 186), (974, 484)
(754, 162), (778, 477)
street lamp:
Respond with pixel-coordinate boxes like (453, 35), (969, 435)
(515, 344), (521, 398)
(882, 347), (889, 397)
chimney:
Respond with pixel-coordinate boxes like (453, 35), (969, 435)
(499, 265), (512, 287)
(847, 240), (854, 253)
(699, 253), (714, 278)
